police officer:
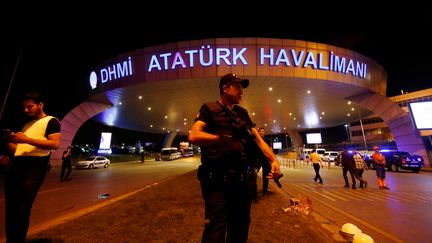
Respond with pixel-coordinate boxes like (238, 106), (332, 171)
(189, 73), (280, 243)
(256, 127), (272, 197)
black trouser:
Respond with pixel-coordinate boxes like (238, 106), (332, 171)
(60, 160), (72, 180)
(252, 161), (271, 199)
(261, 162), (271, 195)
(251, 168), (258, 200)
(5, 156), (49, 243)
(354, 169), (367, 187)
(198, 167), (253, 243)
(313, 163), (323, 183)
(342, 167), (356, 187)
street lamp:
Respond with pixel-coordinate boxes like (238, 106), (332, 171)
(344, 124), (351, 142)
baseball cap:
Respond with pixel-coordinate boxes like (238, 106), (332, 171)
(219, 73), (249, 89)
(373, 146), (379, 150)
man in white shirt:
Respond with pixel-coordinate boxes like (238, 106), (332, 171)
(4, 92), (61, 242)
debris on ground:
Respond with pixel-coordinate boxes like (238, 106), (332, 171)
(282, 197), (313, 215)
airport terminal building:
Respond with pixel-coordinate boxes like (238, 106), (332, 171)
(49, 38), (431, 166)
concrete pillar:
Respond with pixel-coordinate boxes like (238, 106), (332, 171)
(163, 131), (178, 148)
(287, 130), (303, 150)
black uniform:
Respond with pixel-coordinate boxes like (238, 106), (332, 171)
(252, 137), (272, 199)
(60, 149), (72, 181)
(196, 101), (255, 243)
(341, 150), (356, 188)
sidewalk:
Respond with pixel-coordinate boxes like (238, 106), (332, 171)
(26, 170), (342, 243)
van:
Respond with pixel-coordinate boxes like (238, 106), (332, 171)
(300, 148), (326, 159)
(161, 147), (181, 161)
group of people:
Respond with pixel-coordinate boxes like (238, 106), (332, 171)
(340, 145), (389, 190)
(2, 73), (275, 243)
(2, 73), (392, 243)
(309, 145), (390, 191)
(340, 146), (369, 189)
(2, 73), (279, 243)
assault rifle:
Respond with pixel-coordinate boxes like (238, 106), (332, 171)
(223, 105), (283, 188)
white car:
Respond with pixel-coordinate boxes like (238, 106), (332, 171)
(322, 151), (339, 162)
(75, 156), (110, 169)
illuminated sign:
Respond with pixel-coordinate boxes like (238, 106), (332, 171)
(148, 46), (248, 71)
(273, 142), (282, 149)
(89, 41), (371, 91)
(147, 46), (367, 79)
(306, 133), (322, 144)
(90, 57), (134, 89)
(99, 132), (112, 149)
(409, 101), (432, 129)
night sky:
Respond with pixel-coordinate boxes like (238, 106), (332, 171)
(2, 8), (431, 136)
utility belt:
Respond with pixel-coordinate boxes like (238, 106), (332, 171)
(197, 164), (255, 184)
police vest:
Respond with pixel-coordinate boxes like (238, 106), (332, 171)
(201, 102), (250, 168)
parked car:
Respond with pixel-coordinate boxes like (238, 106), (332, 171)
(75, 156), (110, 169)
(181, 149), (194, 158)
(322, 151), (339, 163)
(364, 150), (424, 173)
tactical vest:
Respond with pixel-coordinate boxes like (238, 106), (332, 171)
(201, 102), (247, 169)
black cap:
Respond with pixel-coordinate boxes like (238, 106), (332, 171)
(219, 73), (249, 89)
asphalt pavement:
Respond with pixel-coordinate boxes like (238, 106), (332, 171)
(16, 159), (342, 242)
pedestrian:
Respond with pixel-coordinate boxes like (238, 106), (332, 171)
(341, 146), (356, 189)
(352, 150), (368, 188)
(60, 146), (73, 181)
(254, 127), (272, 198)
(140, 150), (145, 163)
(309, 149), (324, 183)
(372, 145), (390, 190)
(3, 91), (61, 242)
(188, 73), (280, 243)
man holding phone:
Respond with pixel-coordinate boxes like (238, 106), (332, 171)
(3, 92), (61, 242)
